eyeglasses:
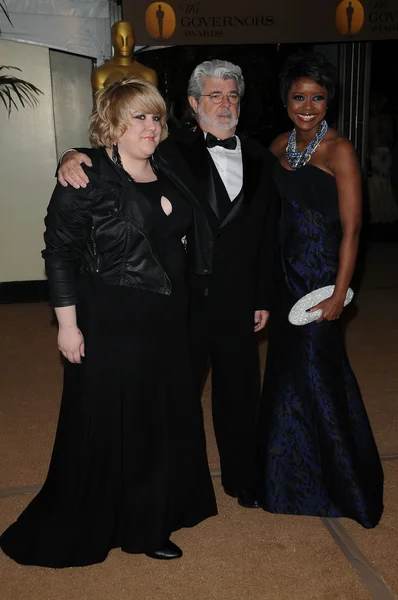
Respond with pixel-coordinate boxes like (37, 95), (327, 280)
(200, 92), (240, 105)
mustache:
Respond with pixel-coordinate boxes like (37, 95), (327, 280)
(216, 108), (233, 117)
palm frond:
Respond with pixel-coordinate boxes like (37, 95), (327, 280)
(0, 5), (44, 117)
(0, 66), (43, 117)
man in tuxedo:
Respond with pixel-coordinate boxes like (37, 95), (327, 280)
(57, 60), (278, 508)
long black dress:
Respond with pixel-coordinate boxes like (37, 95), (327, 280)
(1, 176), (217, 567)
(257, 163), (384, 529)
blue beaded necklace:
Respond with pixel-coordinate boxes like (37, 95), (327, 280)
(285, 120), (328, 169)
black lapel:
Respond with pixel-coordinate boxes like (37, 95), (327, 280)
(220, 189), (243, 228)
(155, 137), (213, 220)
(178, 133), (220, 221)
(240, 136), (263, 204)
(217, 136), (261, 227)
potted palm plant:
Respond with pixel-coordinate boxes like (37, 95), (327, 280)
(0, 0), (43, 116)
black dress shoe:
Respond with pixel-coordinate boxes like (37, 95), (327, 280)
(145, 539), (183, 560)
(224, 488), (262, 509)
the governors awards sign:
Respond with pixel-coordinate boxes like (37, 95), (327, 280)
(123, 0), (398, 45)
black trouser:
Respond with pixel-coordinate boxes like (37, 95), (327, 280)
(188, 295), (261, 493)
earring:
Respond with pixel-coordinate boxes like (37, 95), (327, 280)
(112, 142), (118, 162)
(149, 153), (159, 173)
(112, 142), (123, 169)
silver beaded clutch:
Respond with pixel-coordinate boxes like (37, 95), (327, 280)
(288, 285), (354, 326)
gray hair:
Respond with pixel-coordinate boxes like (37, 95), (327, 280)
(187, 59), (245, 100)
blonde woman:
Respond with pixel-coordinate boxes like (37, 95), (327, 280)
(1, 77), (216, 567)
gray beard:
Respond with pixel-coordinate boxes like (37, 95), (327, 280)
(197, 105), (239, 132)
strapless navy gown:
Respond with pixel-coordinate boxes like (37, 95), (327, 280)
(257, 163), (383, 528)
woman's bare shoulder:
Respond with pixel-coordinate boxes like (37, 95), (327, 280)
(323, 128), (356, 158)
(269, 132), (290, 159)
(324, 128), (359, 172)
(325, 127), (353, 150)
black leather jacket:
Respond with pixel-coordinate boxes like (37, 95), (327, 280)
(43, 147), (211, 307)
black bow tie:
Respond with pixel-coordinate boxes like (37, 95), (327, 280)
(206, 133), (237, 150)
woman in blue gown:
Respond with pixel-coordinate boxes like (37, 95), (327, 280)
(257, 53), (383, 528)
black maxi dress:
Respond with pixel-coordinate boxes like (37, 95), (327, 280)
(257, 163), (384, 529)
(1, 174), (217, 567)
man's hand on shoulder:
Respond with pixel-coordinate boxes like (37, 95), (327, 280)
(58, 150), (93, 189)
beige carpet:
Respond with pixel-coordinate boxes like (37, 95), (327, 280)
(0, 482), (372, 600)
(0, 242), (397, 600)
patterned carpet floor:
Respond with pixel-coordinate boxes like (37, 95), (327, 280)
(0, 242), (397, 600)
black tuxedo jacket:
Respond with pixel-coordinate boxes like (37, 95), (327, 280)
(157, 128), (279, 314)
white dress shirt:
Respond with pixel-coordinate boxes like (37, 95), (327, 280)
(204, 133), (243, 201)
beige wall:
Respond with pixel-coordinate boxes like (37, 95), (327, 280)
(0, 40), (57, 282)
(49, 49), (93, 156)
(0, 41), (93, 284)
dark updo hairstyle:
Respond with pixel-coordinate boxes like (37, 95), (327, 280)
(279, 52), (336, 106)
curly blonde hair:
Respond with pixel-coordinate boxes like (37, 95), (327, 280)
(89, 76), (168, 147)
